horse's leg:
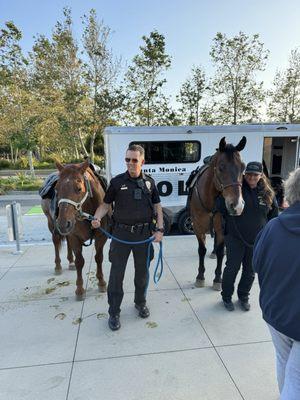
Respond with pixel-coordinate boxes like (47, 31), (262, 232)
(66, 237), (75, 270)
(213, 214), (225, 291)
(195, 233), (206, 287)
(52, 232), (63, 275)
(69, 237), (85, 300)
(94, 233), (107, 292)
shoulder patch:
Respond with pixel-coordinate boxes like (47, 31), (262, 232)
(145, 180), (151, 190)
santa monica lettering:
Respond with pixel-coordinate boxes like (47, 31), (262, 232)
(143, 166), (187, 173)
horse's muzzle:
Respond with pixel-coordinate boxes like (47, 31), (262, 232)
(55, 219), (75, 236)
(226, 198), (245, 216)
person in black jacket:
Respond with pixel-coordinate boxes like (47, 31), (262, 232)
(253, 168), (300, 400)
(217, 161), (278, 311)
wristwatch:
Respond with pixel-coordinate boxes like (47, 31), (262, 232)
(155, 227), (165, 233)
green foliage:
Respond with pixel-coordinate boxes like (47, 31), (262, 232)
(123, 30), (173, 126)
(0, 159), (10, 169)
(268, 49), (300, 123)
(210, 31), (269, 124)
(177, 66), (207, 125)
(0, 175), (43, 193)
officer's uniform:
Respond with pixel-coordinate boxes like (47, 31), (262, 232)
(103, 171), (161, 316)
(217, 178), (278, 302)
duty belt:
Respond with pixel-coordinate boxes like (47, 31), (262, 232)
(115, 222), (151, 233)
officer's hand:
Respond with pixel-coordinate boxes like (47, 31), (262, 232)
(153, 231), (163, 243)
(91, 218), (101, 229)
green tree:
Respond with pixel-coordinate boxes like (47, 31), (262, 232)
(210, 32), (269, 124)
(81, 9), (121, 161)
(123, 30), (171, 126)
(268, 49), (300, 123)
(177, 66), (207, 124)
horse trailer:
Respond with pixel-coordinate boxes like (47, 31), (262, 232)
(103, 123), (300, 234)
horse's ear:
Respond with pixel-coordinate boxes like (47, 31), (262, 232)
(56, 161), (64, 172)
(235, 136), (247, 152)
(79, 159), (90, 174)
(219, 137), (226, 152)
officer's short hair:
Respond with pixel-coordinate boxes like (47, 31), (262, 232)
(284, 167), (300, 205)
(127, 144), (145, 158)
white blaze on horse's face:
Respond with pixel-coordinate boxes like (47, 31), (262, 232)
(225, 193), (245, 216)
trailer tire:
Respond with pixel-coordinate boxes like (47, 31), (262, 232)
(163, 212), (171, 235)
(178, 210), (194, 235)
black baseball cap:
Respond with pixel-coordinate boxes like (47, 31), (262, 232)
(245, 161), (263, 174)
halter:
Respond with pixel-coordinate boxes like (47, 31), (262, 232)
(57, 174), (92, 215)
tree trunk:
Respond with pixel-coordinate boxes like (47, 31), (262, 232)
(27, 150), (35, 179)
(10, 141), (14, 164)
(90, 131), (97, 163)
(78, 129), (89, 157)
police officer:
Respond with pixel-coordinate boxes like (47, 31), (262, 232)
(217, 161), (278, 312)
(91, 144), (164, 331)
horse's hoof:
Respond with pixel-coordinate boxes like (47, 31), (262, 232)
(75, 289), (86, 301)
(54, 268), (62, 275)
(68, 263), (76, 271)
(195, 279), (205, 288)
(212, 282), (222, 291)
(75, 293), (86, 301)
(98, 283), (107, 293)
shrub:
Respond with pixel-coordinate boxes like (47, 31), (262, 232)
(0, 159), (11, 169)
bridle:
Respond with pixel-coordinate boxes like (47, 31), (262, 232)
(57, 174), (93, 218)
(213, 167), (243, 192)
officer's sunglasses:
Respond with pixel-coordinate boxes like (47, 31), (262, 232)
(125, 157), (139, 163)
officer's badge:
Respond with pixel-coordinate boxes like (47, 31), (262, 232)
(145, 181), (151, 190)
(121, 184), (128, 190)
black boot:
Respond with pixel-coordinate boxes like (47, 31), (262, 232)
(135, 304), (150, 318)
(223, 299), (235, 311)
(108, 314), (121, 330)
(239, 299), (250, 311)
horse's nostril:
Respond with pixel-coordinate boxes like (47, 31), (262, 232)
(66, 221), (72, 229)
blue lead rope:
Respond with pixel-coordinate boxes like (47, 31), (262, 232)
(83, 213), (163, 294)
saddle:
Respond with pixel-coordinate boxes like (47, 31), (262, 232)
(185, 157), (212, 214)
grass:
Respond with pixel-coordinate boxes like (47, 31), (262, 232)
(25, 205), (43, 215)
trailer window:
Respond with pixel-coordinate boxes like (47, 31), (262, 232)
(130, 141), (200, 164)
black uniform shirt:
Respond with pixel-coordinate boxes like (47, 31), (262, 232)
(104, 171), (161, 224)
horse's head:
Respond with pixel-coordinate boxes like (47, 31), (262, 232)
(55, 159), (90, 235)
(214, 136), (246, 216)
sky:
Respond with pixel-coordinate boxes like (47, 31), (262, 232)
(2, 0), (300, 106)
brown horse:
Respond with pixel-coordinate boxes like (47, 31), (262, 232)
(190, 136), (246, 290)
(41, 159), (109, 299)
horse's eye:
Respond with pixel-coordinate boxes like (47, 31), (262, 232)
(77, 186), (82, 193)
(219, 163), (225, 172)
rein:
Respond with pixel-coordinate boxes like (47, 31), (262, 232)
(80, 210), (164, 293)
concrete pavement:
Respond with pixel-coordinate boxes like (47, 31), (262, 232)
(0, 235), (278, 400)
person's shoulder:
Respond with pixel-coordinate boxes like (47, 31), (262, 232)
(143, 173), (156, 184)
(110, 172), (127, 184)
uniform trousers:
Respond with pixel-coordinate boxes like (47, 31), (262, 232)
(221, 235), (255, 302)
(107, 225), (154, 316)
(268, 324), (300, 400)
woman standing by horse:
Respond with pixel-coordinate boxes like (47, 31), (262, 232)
(190, 136), (247, 291)
(217, 161), (278, 311)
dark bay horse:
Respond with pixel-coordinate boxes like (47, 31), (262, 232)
(42, 159), (109, 299)
(190, 137), (246, 290)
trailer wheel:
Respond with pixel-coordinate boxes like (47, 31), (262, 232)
(178, 210), (194, 235)
(163, 212), (171, 235)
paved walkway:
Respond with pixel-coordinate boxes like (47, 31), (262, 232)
(0, 235), (278, 400)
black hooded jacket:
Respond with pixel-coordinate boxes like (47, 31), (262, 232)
(253, 201), (300, 340)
